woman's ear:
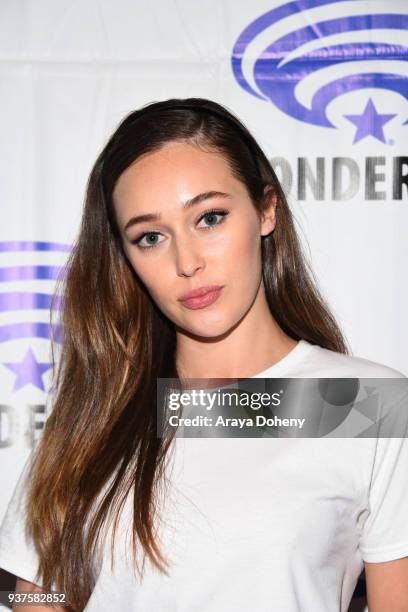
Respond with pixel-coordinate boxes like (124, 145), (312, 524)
(260, 185), (277, 238)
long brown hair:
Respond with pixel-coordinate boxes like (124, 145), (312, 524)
(23, 97), (350, 610)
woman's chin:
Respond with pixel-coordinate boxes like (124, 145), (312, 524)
(177, 313), (241, 341)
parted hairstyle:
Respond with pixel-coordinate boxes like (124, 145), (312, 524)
(23, 97), (350, 610)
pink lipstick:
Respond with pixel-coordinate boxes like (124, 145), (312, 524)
(179, 285), (224, 310)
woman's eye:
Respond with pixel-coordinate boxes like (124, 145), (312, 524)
(132, 209), (229, 251)
(198, 209), (229, 229)
(133, 232), (163, 250)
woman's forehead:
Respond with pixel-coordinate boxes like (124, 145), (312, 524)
(112, 144), (242, 213)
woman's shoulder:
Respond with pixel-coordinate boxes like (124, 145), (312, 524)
(295, 340), (407, 379)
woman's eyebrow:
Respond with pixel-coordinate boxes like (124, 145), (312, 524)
(123, 190), (232, 231)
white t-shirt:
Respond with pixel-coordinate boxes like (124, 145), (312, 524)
(1, 339), (408, 611)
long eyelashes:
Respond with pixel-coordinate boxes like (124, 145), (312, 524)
(131, 209), (230, 251)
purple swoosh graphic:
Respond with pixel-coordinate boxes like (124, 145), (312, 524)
(0, 241), (69, 349)
(0, 241), (71, 252)
(232, 1), (408, 128)
(0, 265), (67, 282)
(0, 322), (63, 343)
(0, 293), (63, 312)
(232, 0), (355, 100)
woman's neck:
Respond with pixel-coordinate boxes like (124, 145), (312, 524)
(175, 285), (297, 379)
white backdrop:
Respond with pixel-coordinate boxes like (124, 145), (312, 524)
(0, 1), (407, 608)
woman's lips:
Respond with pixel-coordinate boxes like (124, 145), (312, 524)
(180, 287), (223, 310)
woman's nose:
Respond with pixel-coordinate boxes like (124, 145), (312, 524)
(173, 234), (205, 278)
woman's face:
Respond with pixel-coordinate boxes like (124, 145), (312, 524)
(113, 141), (275, 338)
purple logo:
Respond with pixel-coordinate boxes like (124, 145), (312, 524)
(0, 241), (69, 392)
(231, 0), (408, 144)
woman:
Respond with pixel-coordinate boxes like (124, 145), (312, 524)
(0, 97), (407, 611)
